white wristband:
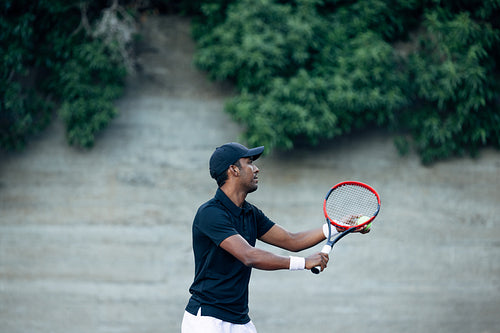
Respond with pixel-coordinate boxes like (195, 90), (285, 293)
(289, 256), (305, 271)
(323, 223), (340, 240)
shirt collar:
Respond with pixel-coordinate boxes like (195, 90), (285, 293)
(215, 188), (250, 217)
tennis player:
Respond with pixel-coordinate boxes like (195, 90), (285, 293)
(182, 142), (367, 333)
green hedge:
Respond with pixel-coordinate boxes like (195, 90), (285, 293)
(191, 0), (500, 163)
(1, 0), (129, 150)
(403, 7), (500, 163)
(2, 0), (498, 164)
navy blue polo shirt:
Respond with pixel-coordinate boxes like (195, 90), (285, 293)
(185, 188), (275, 324)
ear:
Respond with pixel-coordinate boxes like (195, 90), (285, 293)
(230, 166), (239, 177)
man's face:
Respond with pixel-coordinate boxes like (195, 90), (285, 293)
(237, 157), (259, 193)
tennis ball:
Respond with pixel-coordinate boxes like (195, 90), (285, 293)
(357, 216), (371, 230)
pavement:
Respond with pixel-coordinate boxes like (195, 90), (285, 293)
(1, 15), (499, 333)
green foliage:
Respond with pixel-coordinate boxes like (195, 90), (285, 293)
(4, 0), (497, 163)
(1, 0), (130, 151)
(191, 0), (237, 39)
(319, 0), (421, 41)
(404, 7), (500, 163)
(193, 0), (322, 92)
(197, 0), (409, 152)
(227, 30), (408, 151)
(227, 70), (337, 150)
(0, 82), (53, 150)
(0, 2), (51, 149)
(192, 0), (500, 163)
(56, 40), (126, 148)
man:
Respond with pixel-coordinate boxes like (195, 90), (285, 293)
(182, 142), (369, 333)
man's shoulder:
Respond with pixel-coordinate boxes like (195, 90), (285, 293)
(195, 197), (228, 222)
(197, 197), (223, 212)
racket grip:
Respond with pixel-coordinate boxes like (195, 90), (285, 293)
(311, 244), (332, 274)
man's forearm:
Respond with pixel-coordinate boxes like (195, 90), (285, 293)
(286, 227), (326, 252)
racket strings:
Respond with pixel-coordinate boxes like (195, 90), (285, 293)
(325, 184), (379, 228)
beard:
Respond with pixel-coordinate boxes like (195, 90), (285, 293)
(246, 183), (259, 193)
(246, 184), (258, 193)
(244, 177), (259, 194)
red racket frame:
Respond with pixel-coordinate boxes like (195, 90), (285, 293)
(323, 181), (381, 231)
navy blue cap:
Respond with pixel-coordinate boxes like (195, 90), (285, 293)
(209, 142), (264, 179)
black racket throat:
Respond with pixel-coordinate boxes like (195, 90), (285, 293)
(327, 224), (358, 247)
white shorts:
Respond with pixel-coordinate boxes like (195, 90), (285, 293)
(181, 309), (257, 333)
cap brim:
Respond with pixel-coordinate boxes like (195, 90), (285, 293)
(242, 146), (264, 160)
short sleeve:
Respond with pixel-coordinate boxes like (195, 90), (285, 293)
(254, 207), (275, 238)
(195, 205), (238, 246)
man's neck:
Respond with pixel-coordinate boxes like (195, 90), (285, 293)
(220, 185), (247, 208)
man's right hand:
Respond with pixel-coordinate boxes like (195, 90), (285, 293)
(305, 252), (329, 272)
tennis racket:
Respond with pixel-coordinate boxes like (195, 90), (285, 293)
(311, 181), (381, 274)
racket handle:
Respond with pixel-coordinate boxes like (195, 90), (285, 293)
(311, 244), (332, 274)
